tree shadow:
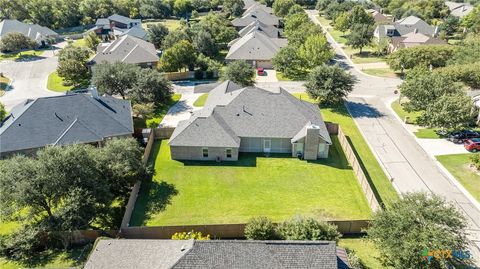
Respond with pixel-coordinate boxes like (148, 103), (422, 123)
(321, 102), (352, 118)
(307, 136), (352, 170)
(166, 100), (190, 115)
(345, 101), (384, 119)
(9, 243), (92, 268)
(14, 55), (46, 62)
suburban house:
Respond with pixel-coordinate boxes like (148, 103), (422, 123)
(0, 19), (58, 46)
(90, 35), (159, 67)
(243, 2), (274, 15)
(242, 0), (258, 11)
(389, 31), (446, 52)
(445, 1), (474, 18)
(374, 16), (437, 40)
(226, 30), (287, 68)
(93, 14), (143, 40)
(366, 9), (390, 23)
(84, 239), (350, 269)
(169, 81), (332, 161)
(0, 93), (133, 157)
(113, 26), (148, 40)
(238, 20), (281, 38)
(232, 9), (280, 29)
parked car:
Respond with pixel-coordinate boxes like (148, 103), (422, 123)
(257, 68), (265, 76)
(464, 138), (480, 152)
(447, 130), (480, 143)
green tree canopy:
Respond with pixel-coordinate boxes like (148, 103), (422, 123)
(272, 0), (296, 17)
(346, 23), (373, 54)
(299, 34), (334, 68)
(84, 31), (101, 50)
(131, 68), (173, 105)
(387, 45), (456, 70)
(147, 23), (169, 48)
(163, 28), (190, 49)
(57, 44), (91, 86)
(349, 5), (374, 28)
(0, 32), (37, 52)
(158, 40), (196, 72)
(221, 60), (254, 87)
(222, 0), (244, 17)
(173, 0), (191, 18)
(305, 64), (356, 104)
(272, 45), (307, 78)
(334, 12), (350, 33)
(461, 4), (480, 33)
(92, 62), (140, 99)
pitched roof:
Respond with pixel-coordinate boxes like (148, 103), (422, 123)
(113, 26), (148, 40)
(0, 19), (58, 41)
(232, 9), (280, 27)
(375, 16), (435, 38)
(242, 2), (273, 15)
(238, 20), (280, 38)
(445, 1), (474, 18)
(390, 32), (446, 49)
(108, 14), (141, 25)
(84, 239), (342, 269)
(0, 94), (133, 154)
(91, 35), (159, 64)
(169, 82), (331, 147)
(226, 30), (287, 61)
(243, 0), (257, 10)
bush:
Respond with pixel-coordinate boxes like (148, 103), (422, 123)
(276, 216), (341, 242)
(171, 230), (210, 240)
(244, 217), (278, 240)
(347, 249), (365, 269)
(470, 153), (480, 170)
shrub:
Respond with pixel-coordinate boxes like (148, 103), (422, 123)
(276, 216), (341, 242)
(171, 230), (210, 240)
(347, 249), (365, 269)
(470, 153), (480, 170)
(244, 217), (278, 240)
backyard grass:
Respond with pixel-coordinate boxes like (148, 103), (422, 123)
(193, 93), (208, 107)
(130, 137), (372, 226)
(437, 154), (480, 203)
(362, 68), (399, 78)
(339, 237), (390, 269)
(142, 19), (182, 31)
(0, 49), (45, 61)
(134, 93), (182, 128)
(294, 93), (399, 208)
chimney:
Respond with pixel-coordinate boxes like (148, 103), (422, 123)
(304, 125), (320, 160)
(90, 86), (99, 99)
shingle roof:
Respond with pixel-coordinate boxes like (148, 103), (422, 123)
(84, 239), (341, 269)
(375, 16), (435, 38)
(169, 82), (331, 147)
(238, 20), (280, 38)
(226, 30), (287, 61)
(0, 94), (133, 154)
(390, 32), (446, 49)
(243, 0), (257, 10)
(242, 2), (273, 16)
(0, 19), (58, 42)
(445, 1), (474, 18)
(108, 14), (141, 25)
(113, 26), (148, 40)
(91, 35), (159, 64)
(232, 9), (280, 27)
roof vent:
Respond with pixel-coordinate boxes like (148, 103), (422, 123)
(180, 244), (187, 251)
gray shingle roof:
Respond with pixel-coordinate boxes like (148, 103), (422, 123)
(108, 14), (141, 25)
(0, 94), (133, 154)
(445, 1), (474, 18)
(0, 19), (58, 42)
(238, 20), (280, 38)
(226, 30), (287, 61)
(232, 9), (280, 27)
(242, 2), (273, 16)
(113, 26), (148, 40)
(84, 239), (340, 269)
(169, 82), (331, 147)
(91, 35), (159, 64)
(375, 16), (435, 38)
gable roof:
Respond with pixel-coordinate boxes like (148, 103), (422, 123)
(232, 9), (280, 27)
(242, 2), (273, 15)
(0, 19), (58, 41)
(445, 1), (474, 18)
(0, 94), (133, 154)
(226, 30), (287, 61)
(91, 35), (159, 64)
(108, 14), (141, 25)
(169, 82), (331, 147)
(238, 20), (280, 38)
(243, 0), (257, 10)
(84, 239), (342, 269)
(375, 16), (436, 38)
(391, 32), (446, 49)
(113, 26), (148, 40)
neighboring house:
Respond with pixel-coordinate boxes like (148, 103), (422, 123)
(238, 20), (281, 38)
(366, 9), (390, 23)
(467, 90), (480, 123)
(93, 14), (142, 40)
(84, 239), (350, 269)
(232, 9), (280, 29)
(0, 19), (58, 46)
(243, 2), (274, 15)
(113, 26), (148, 40)
(374, 16), (437, 40)
(226, 30), (287, 68)
(389, 31), (446, 52)
(242, 0), (258, 11)
(445, 1), (474, 18)
(90, 35), (159, 67)
(169, 81), (332, 161)
(0, 93), (133, 157)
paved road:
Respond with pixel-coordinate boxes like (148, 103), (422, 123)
(307, 9), (480, 258)
(0, 45), (65, 111)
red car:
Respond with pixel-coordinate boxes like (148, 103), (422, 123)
(464, 138), (480, 152)
(257, 68), (265, 76)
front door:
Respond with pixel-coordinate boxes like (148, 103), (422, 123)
(263, 139), (271, 153)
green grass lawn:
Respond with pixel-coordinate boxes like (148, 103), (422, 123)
(47, 71), (75, 92)
(294, 93), (399, 208)
(142, 19), (182, 31)
(276, 71), (293, 81)
(71, 38), (88, 48)
(342, 46), (386, 64)
(362, 68), (400, 78)
(390, 101), (442, 138)
(193, 93), (208, 107)
(0, 49), (45, 61)
(131, 136), (373, 226)
(134, 94), (182, 128)
(339, 237), (390, 269)
(316, 15), (349, 44)
(437, 154), (480, 203)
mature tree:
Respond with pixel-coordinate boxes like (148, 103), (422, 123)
(92, 62), (140, 99)
(27, 0), (56, 28)
(222, 0), (244, 17)
(283, 12), (311, 38)
(462, 5), (480, 33)
(158, 40), (196, 72)
(163, 28), (190, 49)
(0, 0), (30, 22)
(368, 192), (469, 269)
(272, 45), (307, 78)
(334, 12), (350, 33)
(448, 34), (480, 65)
(299, 34), (334, 68)
(276, 216), (340, 241)
(418, 93), (477, 129)
(348, 5), (374, 28)
(305, 64), (356, 104)
(387, 45), (456, 71)
(79, 0), (114, 24)
(221, 60), (254, 87)
(0, 32), (37, 52)
(140, 0), (171, 19)
(57, 45), (91, 86)
(436, 62), (480, 89)
(195, 12), (238, 44)
(131, 68), (173, 105)
(0, 102), (6, 121)
(173, 0), (191, 18)
(287, 4), (304, 16)
(191, 0), (210, 11)
(272, 0), (296, 17)
(84, 31), (101, 50)
(192, 29), (218, 56)
(147, 23), (169, 48)
(346, 23), (373, 54)
(441, 15), (460, 38)
(400, 67), (462, 112)
(196, 53), (222, 76)
(132, 102), (155, 118)
(373, 37), (390, 56)
(286, 19), (322, 45)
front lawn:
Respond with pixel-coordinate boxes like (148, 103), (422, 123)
(436, 154), (480, 203)
(294, 93), (399, 208)
(134, 93), (182, 128)
(131, 137), (372, 226)
(342, 47), (386, 64)
(390, 101), (441, 138)
(362, 68), (400, 78)
(47, 71), (75, 92)
(0, 49), (45, 61)
(339, 237), (391, 269)
(193, 93), (208, 107)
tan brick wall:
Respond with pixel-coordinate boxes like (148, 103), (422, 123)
(170, 146), (239, 161)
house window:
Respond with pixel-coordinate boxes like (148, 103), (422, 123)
(226, 148), (232, 158)
(202, 148), (209, 158)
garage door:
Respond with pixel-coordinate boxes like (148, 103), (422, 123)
(256, 60), (273, 69)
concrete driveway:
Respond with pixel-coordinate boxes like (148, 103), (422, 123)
(160, 85), (203, 127)
(255, 69), (278, 82)
(416, 139), (470, 156)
